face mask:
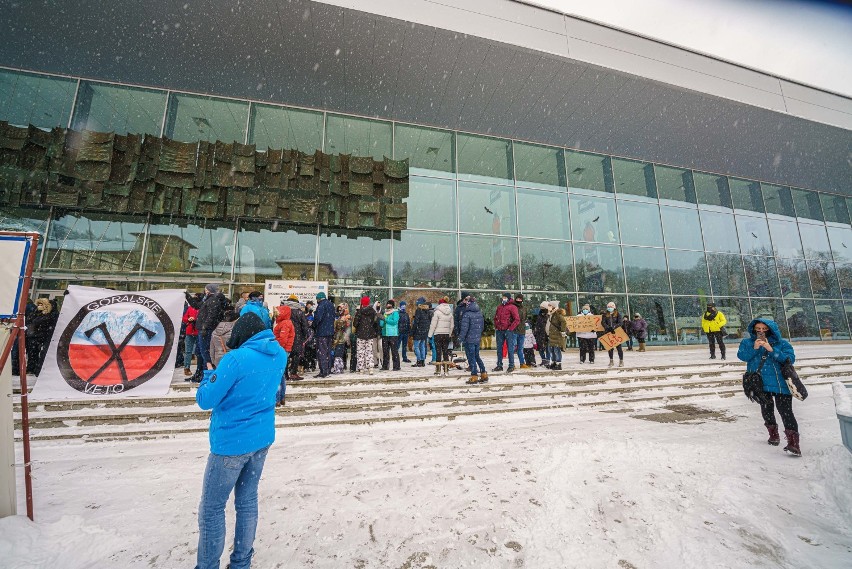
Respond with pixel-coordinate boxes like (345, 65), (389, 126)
(607, 307), (614, 313)
(386, 306), (393, 310)
(501, 298), (508, 305)
(582, 309), (589, 315)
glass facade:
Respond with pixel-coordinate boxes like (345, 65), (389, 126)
(2, 67), (852, 343)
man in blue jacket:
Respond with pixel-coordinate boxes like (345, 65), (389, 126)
(239, 291), (272, 328)
(458, 295), (487, 385)
(311, 291), (336, 378)
(194, 312), (287, 569)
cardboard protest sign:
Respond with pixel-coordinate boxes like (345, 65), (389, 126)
(598, 326), (629, 349)
(566, 314), (604, 333)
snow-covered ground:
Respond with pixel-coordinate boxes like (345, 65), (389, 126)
(2, 370), (851, 568)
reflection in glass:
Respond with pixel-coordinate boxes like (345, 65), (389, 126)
(394, 124), (454, 176)
(236, 222), (317, 284)
(673, 296), (706, 345)
(516, 188), (570, 240)
(693, 172), (732, 209)
(655, 165), (696, 205)
(735, 215), (772, 256)
(574, 243), (624, 293)
(814, 299), (850, 339)
(0, 69), (76, 129)
(791, 188), (823, 222)
(819, 193), (850, 225)
(806, 259), (840, 299)
(144, 217), (234, 279)
(249, 104), (323, 151)
(625, 295), (675, 344)
(570, 195), (618, 244)
(565, 150), (613, 194)
(319, 229), (391, 287)
(837, 264), (852, 300)
(729, 177), (764, 213)
(798, 222), (832, 259)
(611, 158), (657, 200)
(623, 246), (670, 294)
(743, 256), (781, 297)
(519, 239), (575, 291)
(661, 206), (703, 250)
(827, 226), (852, 264)
(578, 294), (625, 317)
(750, 298), (788, 338)
(71, 82), (166, 136)
(331, 287), (393, 310)
(710, 297), (751, 338)
(165, 93), (249, 143)
(393, 231), (458, 289)
(668, 250), (710, 296)
(783, 298), (819, 341)
(405, 177), (457, 232)
(768, 218), (803, 258)
(699, 210), (739, 253)
(325, 114), (392, 159)
(45, 212), (147, 272)
(0, 206), (50, 236)
(763, 184), (795, 217)
(513, 142), (565, 190)
(706, 253), (747, 297)
(457, 182), (516, 236)
(775, 258), (811, 299)
(618, 200), (663, 247)
(456, 133), (512, 184)
(459, 234), (519, 290)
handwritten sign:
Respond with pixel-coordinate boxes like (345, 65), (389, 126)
(598, 326), (629, 349)
(566, 314), (604, 333)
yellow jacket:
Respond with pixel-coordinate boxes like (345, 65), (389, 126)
(701, 310), (726, 333)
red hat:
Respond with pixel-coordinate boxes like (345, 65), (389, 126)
(438, 297), (448, 304)
(360, 296), (371, 307)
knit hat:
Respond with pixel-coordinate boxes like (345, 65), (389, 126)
(248, 291), (262, 299)
(582, 304), (591, 310)
(540, 301), (550, 309)
(226, 312), (268, 350)
(439, 297), (448, 304)
(386, 299), (395, 307)
(287, 294), (299, 302)
(316, 292), (326, 300)
(707, 302), (716, 308)
(360, 296), (371, 307)
(501, 292), (512, 300)
(399, 301), (407, 308)
(461, 291), (471, 301)
(416, 297), (426, 305)
(606, 301), (616, 309)
(205, 283), (220, 294)
(515, 294), (524, 301)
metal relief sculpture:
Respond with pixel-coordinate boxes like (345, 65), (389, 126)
(0, 122), (409, 232)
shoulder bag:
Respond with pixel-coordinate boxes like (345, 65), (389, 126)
(742, 353), (768, 403)
(780, 359), (808, 401)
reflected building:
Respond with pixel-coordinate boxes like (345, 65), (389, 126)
(1, 0), (851, 344)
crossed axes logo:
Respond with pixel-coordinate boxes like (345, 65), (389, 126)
(83, 322), (156, 385)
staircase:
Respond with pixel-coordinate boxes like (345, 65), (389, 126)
(14, 355), (852, 442)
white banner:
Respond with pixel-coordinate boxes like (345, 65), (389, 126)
(0, 235), (31, 318)
(264, 280), (328, 310)
(31, 285), (185, 400)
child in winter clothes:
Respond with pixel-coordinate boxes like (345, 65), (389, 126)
(273, 305), (296, 404)
(523, 323), (537, 367)
(332, 303), (352, 374)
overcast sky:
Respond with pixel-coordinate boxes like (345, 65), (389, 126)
(533, 0), (852, 97)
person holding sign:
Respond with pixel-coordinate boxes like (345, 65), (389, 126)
(602, 302), (625, 367)
(576, 304), (597, 364)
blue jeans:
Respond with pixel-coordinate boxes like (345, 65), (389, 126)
(514, 334), (525, 365)
(196, 446), (270, 569)
(548, 345), (562, 363)
(464, 342), (485, 375)
(429, 336), (437, 363)
(413, 339), (427, 361)
(184, 334), (198, 368)
(197, 331), (213, 370)
(495, 330), (516, 367)
(399, 333), (409, 361)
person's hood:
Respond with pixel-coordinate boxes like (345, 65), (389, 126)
(247, 298), (265, 307)
(465, 301), (481, 314)
(35, 298), (52, 314)
(227, 313), (269, 350)
(233, 328), (281, 356)
(276, 305), (292, 322)
(435, 303), (453, 316)
(212, 320), (236, 337)
(746, 318), (783, 343)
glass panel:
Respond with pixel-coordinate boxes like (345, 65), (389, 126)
(672, 296), (708, 345)
(838, 264), (852, 300)
(143, 217), (235, 279)
(565, 150), (613, 194)
(574, 243), (624, 293)
(519, 239), (575, 292)
(622, 246), (669, 294)
(164, 93), (249, 143)
(743, 256), (781, 297)
(749, 298), (788, 338)
(0, 206), (50, 235)
(570, 194), (619, 244)
(459, 234), (519, 290)
(513, 141), (565, 191)
(331, 287), (393, 312)
(457, 182), (516, 236)
(577, 294), (625, 317)
(456, 133), (512, 184)
(791, 188), (823, 222)
(706, 253), (747, 297)
(798, 222), (832, 259)
(767, 218), (803, 258)
(319, 229), (391, 287)
(393, 230), (458, 289)
(248, 104), (322, 151)
(819, 193), (850, 225)
(775, 258), (811, 299)
(404, 177), (457, 232)
(729, 177), (764, 213)
(624, 295), (675, 344)
(693, 172), (732, 209)
(0, 69), (76, 129)
(392, 288), (458, 309)
(807, 259), (840, 299)
(611, 158), (657, 201)
(827, 226), (852, 264)
(71, 82), (166, 136)
(393, 124), (454, 176)
(711, 297), (751, 339)
(654, 165), (695, 206)
(762, 184), (796, 218)
(783, 298), (819, 341)
(325, 114), (392, 160)
(735, 215), (772, 256)
(699, 210), (739, 253)
(815, 299), (851, 339)
(516, 188), (570, 240)
(668, 250), (710, 296)
(45, 211), (146, 272)
(617, 200), (663, 247)
(660, 206), (703, 250)
(235, 222), (316, 284)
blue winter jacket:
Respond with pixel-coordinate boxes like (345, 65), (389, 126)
(737, 318), (796, 395)
(398, 310), (411, 335)
(312, 298), (336, 337)
(240, 299), (272, 328)
(458, 302), (485, 344)
(196, 329), (287, 455)
(381, 309), (400, 336)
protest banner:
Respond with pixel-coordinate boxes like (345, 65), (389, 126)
(264, 280), (328, 309)
(566, 314), (604, 333)
(598, 326), (630, 349)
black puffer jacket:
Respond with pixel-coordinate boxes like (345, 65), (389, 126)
(533, 308), (549, 348)
(197, 292), (227, 334)
(601, 310), (621, 334)
(352, 306), (378, 340)
(411, 305), (431, 341)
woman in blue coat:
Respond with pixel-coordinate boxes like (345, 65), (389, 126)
(737, 318), (800, 456)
